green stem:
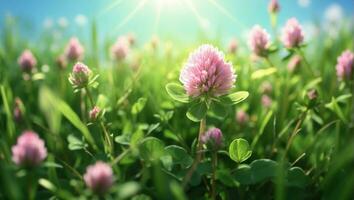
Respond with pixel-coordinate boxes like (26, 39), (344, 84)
(112, 148), (131, 165)
(264, 56), (275, 68)
(211, 151), (217, 200)
(283, 109), (308, 160)
(85, 86), (113, 155)
(297, 48), (315, 77)
(182, 117), (206, 187)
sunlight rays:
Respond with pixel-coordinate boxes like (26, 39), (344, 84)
(112, 0), (148, 34)
(207, 0), (246, 29)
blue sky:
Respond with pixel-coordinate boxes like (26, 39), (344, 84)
(0, 0), (353, 44)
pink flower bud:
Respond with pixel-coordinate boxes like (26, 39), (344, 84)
(84, 161), (114, 194)
(65, 37), (84, 61)
(260, 81), (272, 94)
(307, 89), (318, 101)
(13, 98), (23, 123)
(201, 128), (223, 150)
(281, 18), (304, 48)
(180, 44), (236, 97)
(228, 38), (238, 54)
(287, 55), (302, 72)
(18, 50), (37, 73)
(236, 110), (249, 125)
(268, 0), (280, 13)
(56, 55), (67, 70)
(336, 50), (354, 80)
(248, 25), (270, 57)
(12, 131), (47, 167)
(89, 106), (101, 121)
(261, 95), (272, 108)
(111, 36), (130, 61)
(69, 62), (91, 88)
(126, 33), (136, 46)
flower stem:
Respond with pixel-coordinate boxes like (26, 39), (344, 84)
(297, 48), (315, 77)
(182, 117), (206, 187)
(283, 108), (308, 160)
(211, 151), (217, 200)
(264, 56), (275, 68)
(84, 86), (113, 155)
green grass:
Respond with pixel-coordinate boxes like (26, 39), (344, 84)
(0, 16), (354, 200)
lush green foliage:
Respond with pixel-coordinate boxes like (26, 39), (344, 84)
(0, 16), (354, 200)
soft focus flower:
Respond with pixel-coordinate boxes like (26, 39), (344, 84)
(261, 95), (272, 108)
(75, 14), (87, 27)
(56, 55), (67, 70)
(65, 37), (84, 61)
(260, 81), (272, 94)
(89, 106), (101, 121)
(287, 55), (302, 72)
(18, 50), (37, 73)
(126, 33), (136, 46)
(336, 50), (354, 80)
(180, 44), (236, 97)
(228, 38), (238, 54)
(248, 25), (270, 57)
(236, 110), (249, 125)
(111, 36), (130, 61)
(13, 98), (23, 123)
(69, 62), (92, 88)
(150, 35), (159, 50)
(84, 161), (114, 194)
(201, 128), (223, 150)
(12, 131), (47, 167)
(268, 0), (280, 13)
(307, 89), (318, 101)
(281, 18), (304, 48)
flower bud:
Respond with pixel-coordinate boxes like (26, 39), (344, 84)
(268, 0), (280, 14)
(56, 55), (67, 70)
(287, 55), (302, 72)
(261, 95), (272, 108)
(248, 25), (270, 57)
(69, 62), (91, 89)
(307, 89), (318, 101)
(12, 131), (47, 167)
(65, 37), (84, 61)
(336, 50), (354, 80)
(84, 161), (114, 194)
(110, 36), (130, 61)
(260, 81), (272, 94)
(228, 38), (238, 54)
(89, 106), (101, 121)
(236, 110), (249, 125)
(18, 50), (37, 73)
(13, 98), (24, 123)
(281, 18), (304, 48)
(201, 128), (223, 150)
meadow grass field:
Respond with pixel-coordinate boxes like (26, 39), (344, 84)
(0, 1), (354, 199)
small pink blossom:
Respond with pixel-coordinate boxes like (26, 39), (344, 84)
(228, 39), (238, 54)
(12, 131), (47, 167)
(84, 161), (114, 194)
(261, 95), (272, 108)
(180, 44), (236, 97)
(260, 81), (272, 94)
(65, 37), (84, 61)
(307, 89), (318, 101)
(336, 50), (354, 80)
(18, 50), (37, 73)
(268, 0), (280, 13)
(281, 18), (304, 48)
(111, 36), (130, 61)
(236, 110), (249, 125)
(56, 55), (67, 70)
(248, 25), (271, 57)
(201, 128), (223, 150)
(89, 106), (101, 121)
(287, 55), (302, 72)
(69, 62), (92, 88)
